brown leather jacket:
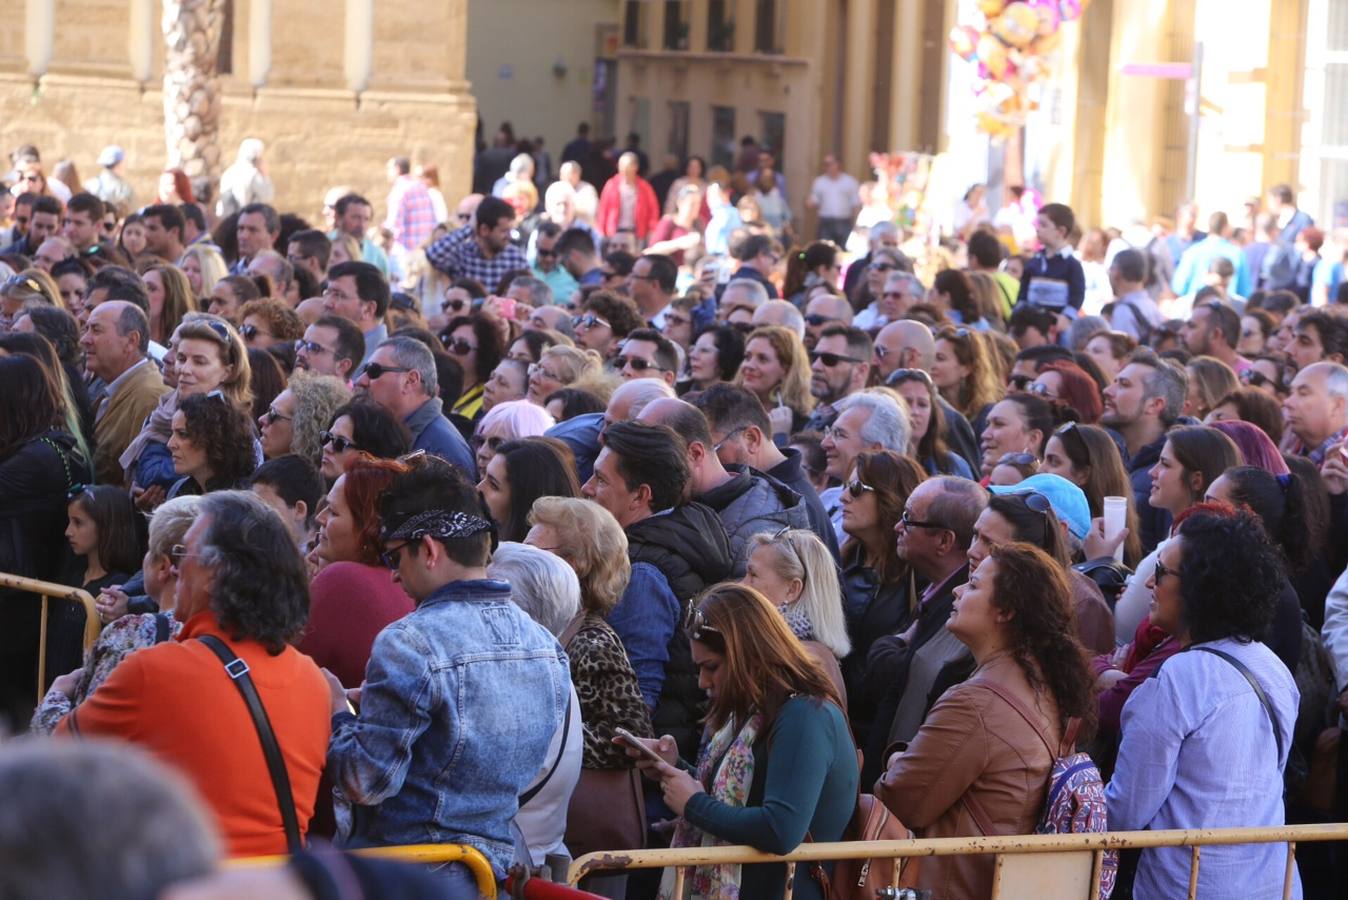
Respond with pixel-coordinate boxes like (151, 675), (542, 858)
(874, 653), (1059, 899)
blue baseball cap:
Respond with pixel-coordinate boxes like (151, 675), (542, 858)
(989, 473), (1091, 540)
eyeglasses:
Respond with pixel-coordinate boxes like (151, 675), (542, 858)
(441, 337), (476, 356)
(262, 406), (292, 425)
(169, 543), (202, 567)
(684, 605), (722, 641)
(572, 314), (610, 330)
(811, 351), (864, 367)
(240, 323), (268, 341)
(900, 508), (948, 530)
(320, 431), (361, 453)
(713, 425), (747, 452)
(528, 363), (561, 381)
(441, 296), (471, 314)
(1152, 556), (1177, 583)
(295, 339), (334, 356)
(844, 479), (875, 498)
(359, 362), (412, 380)
(996, 452), (1040, 468)
(379, 541), (413, 570)
(617, 355), (664, 372)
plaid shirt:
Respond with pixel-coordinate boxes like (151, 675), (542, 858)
(1291, 424), (1348, 466)
(426, 224), (528, 287)
(385, 175), (437, 252)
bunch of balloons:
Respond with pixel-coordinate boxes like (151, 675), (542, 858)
(948, 0), (1089, 139)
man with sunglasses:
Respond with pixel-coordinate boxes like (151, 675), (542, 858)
(639, 399), (810, 577)
(863, 476), (988, 779)
(327, 454), (569, 888)
(615, 328), (678, 387)
(529, 220), (578, 302)
(805, 324), (871, 432)
(354, 336), (475, 478)
(627, 253), (678, 328)
(293, 315), (364, 381)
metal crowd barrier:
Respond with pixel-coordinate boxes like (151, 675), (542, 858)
(568, 823), (1348, 899)
(0, 572), (100, 703)
(236, 843), (498, 897)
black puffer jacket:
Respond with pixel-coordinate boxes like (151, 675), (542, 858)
(627, 502), (734, 760)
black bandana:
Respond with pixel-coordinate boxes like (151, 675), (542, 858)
(382, 509), (494, 543)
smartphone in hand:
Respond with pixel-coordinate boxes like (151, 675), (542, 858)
(613, 727), (667, 765)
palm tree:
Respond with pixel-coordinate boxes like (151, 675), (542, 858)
(162, 0), (226, 188)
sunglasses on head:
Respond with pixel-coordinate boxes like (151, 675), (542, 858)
(996, 452), (1039, 468)
(320, 431), (361, 454)
(204, 319), (232, 343)
(811, 351), (863, 367)
(684, 605), (722, 641)
(440, 336), (476, 356)
(887, 367), (933, 387)
(360, 362), (412, 380)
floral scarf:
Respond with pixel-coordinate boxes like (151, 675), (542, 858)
(659, 712), (764, 900)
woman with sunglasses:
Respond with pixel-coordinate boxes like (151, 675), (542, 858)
(1040, 422), (1143, 567)
(303, 456), (415, 687)
(877, 542), (1095, 900)
(124, 316), (253, 501)
(258, 371), (350, 466)
(318, 400), (411, 484)
(978, 392), (1055, 476)
(472, 398), (555, 475)
(440, 312), (504, 424)
(165, 391), (258, 500)
(684, 324), (746, 394)
(1030, 360), (1102, 424)
(931, 325), (1003, 432)
(838, 450), (926, 724)
(888, 368), (976, 479)
(1112, 425), (1242, 643)
(1241, 352), (1293, 400)
(237, 298), (302, 351)
(734, 325), (815, 439)
(1106, 508), (1298, 900)
(742, 528), (851, 702)
(630, 583), (858, 900)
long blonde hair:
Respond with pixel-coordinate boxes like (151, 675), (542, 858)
(527, 496), (631, 616)
(746, 528), (851, 659)
(735, 325), (815, 417)
(180, 244), (228, 301)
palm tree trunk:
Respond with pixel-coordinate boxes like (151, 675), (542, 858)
(163, 0), (225, 188)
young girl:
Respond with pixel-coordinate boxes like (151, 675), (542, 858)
(64, 485), (140, 596)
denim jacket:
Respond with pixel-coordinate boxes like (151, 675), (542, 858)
(326, 578), (571, 876)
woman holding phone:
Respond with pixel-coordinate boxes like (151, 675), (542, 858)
(624, 583), (858, 900)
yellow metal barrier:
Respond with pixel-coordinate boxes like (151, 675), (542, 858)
(0, 572), (100, 703)
(569, 823), (1348, 899)
(234, 843), (497, 898)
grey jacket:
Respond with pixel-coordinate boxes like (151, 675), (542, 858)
(700, 465), (812, 577)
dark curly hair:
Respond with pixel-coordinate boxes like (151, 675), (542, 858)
(441, 312), (505, 384)
(543, 387), (606, 421)
(986, 542), (1097, 740)
(582, 290), (645, 340)
(198, 491), (310, 654)
(693, 323), (747, 383)
(1174, 506), (1283, 645)
(327, 400), (411, 461)
(177, 393), (258, 488)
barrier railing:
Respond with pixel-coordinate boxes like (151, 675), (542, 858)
(235, 843), (498, 897)
(0, 572), (100, 703)
(568, 823), (1348, 899)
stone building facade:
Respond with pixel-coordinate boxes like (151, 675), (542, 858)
(0, 0), (476, 222)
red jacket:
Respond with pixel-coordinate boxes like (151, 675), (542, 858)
(596, 175), (660, 239)
(57, 611), (331, 857)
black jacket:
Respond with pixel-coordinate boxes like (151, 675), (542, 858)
(768, 448), (840, 560)
(838, 544), (919, 746)
(627, 502), (734, 760)
(938, 398), (983, 478)
(1119, 430), (1171, 555)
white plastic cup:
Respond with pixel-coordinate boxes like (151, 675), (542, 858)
(1103, 496), (1128, 562)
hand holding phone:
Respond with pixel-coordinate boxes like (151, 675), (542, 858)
(613, 727), (673, 767)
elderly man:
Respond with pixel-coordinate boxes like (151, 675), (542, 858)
(354, 336), (476, 476)
(855, 269), (923, 332)
(32, 235), (74, 273)
(1284, 361), (1348, 464)
(718, 278), (771, 323)
(326, 454), (569, 886)
(752, 299), (806, 339)
(819, 391), (911, 543)
(247, 250), (295, 302)
(80, 301), (169, 485)
(56, 492), (330, 857)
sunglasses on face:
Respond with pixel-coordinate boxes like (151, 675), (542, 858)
(1241, 368), (1280, 390)
(239, 323), (268, 340)
(1027, 381), (1054, 398)
(379, 541), (412, 570)
(456, 212), (472, 223)
(869, 262), (896, 273)
(1008, 373), (1035, 390)
(320, 431), (361, 453)
(811, 351), (864, 367)
(844, 479), (875, 498)
(262, 406), (291, 425)
(536, 247), (558, 258)
(804, 314), (834, 327)
(572, 314), (610, 330)
(618, 355), (663, 372)
(360, 362), (412, 380)
(295, 339), (334, 356)
(441, 337), (476, 356)
(441, 297), (470, 314)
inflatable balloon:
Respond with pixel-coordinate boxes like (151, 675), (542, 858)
(991, 2), (1040, 49)
(976, 32), (1010, 79)
(978, 0), (1009, 17)
(1027, 0), (1062, 34)
(948, 25), (979, 61)
(1059, 0), (1083, 19)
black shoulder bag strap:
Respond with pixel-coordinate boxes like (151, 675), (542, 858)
(518, 691), (573, 808)
(1194, 646), (1284, 761)
(198, 634), (302, 853)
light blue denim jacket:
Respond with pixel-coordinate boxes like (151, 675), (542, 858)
(326, 578), (571, 876)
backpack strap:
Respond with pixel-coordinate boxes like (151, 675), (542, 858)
(1192, 646), (1285, 761)
(974, 681), (1066, 759)
(153, 612), (172, 644)
(197, 634), (302, 854)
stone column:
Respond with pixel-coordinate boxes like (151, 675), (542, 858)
(162, 0), (225, 183)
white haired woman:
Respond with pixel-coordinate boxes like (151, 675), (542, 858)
(473, 398), (555, 474)
(742, 527), (851, 704)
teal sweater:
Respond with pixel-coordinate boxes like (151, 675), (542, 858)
(682, 696), (859, 899)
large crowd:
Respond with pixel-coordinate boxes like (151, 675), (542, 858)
(1, 125), (1347, 900)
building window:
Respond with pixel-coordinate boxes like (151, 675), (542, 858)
(668, 102), (691, 162)
(711, 106), (737, 170)
(218, 0), (235, 75)
(708, 0), (735, 52)
(755, 0), (786, 54)
(760, 111), (786, 166)
(623, 1), (645, 48)
(664, 1), (691, 51)
(1303, 0), (1348, 227)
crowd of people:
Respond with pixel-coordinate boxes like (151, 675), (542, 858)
(1, 126), (1347, 900)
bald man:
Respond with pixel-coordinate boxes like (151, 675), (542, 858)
(752, 299), (805, 339)
(546, 376), (676, 484)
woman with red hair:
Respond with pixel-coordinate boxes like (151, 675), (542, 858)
(1031, 360), (1102, 423)
(301, 456), (416, 686)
